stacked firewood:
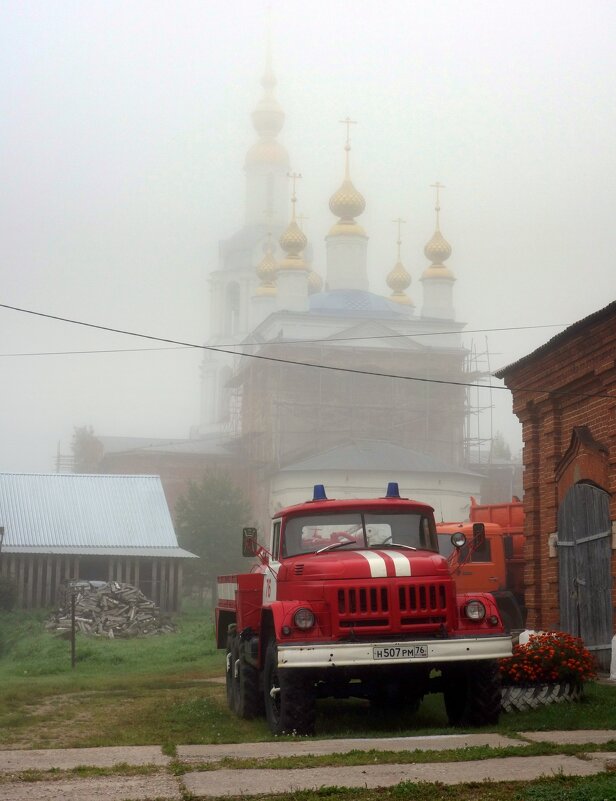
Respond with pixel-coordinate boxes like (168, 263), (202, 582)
(46, 581), (176, 638)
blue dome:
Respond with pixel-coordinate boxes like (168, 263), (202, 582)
(309, 290), (407, 317)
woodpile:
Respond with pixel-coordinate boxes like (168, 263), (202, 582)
(46, 581), (176, 638)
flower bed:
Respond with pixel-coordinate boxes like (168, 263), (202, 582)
(499, 631), (596, 712)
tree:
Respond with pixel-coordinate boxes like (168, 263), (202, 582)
(71, 426), (103, 473)
(490, 430), (512, 461)
(175, 472), (252, 602)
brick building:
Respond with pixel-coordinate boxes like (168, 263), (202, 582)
(495, 301), (616, 669)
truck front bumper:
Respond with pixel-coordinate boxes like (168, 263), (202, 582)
(278, 636), (512, 669)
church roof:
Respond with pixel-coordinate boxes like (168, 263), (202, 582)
(309, 290), (408, 317)
(280, 440), (481, 476)
(99, 434), (235, 458)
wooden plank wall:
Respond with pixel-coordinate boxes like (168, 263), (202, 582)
(0, 555), (184, 611)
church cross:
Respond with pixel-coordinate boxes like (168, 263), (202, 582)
(287, 171), (302, 220)
(339, 116), (358, 148)
(392, 217), (406, 259)
(430, 181), (445, 228)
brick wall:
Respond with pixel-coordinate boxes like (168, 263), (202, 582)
(497, 303), (616, 631)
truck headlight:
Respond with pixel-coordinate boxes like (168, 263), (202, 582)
(293, 608), (315, 630)
(464, 600), (486, 621)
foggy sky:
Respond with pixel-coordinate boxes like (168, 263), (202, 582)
(1, 0), (615, 472)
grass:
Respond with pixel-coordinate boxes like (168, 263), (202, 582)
(0, 608), (615, 752)
(1, 612), (615, 799)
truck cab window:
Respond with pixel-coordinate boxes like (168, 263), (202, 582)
(271, 521), (281, 560)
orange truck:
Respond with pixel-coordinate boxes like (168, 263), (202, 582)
(437, 498), (525, 632)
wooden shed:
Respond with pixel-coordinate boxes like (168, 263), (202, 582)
(0, 472), (197, 611)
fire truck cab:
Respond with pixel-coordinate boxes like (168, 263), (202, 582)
(216, 484), (512, 735)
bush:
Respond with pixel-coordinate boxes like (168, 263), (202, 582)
(0, 576), (17, 612)
(499, 631), (596, 687)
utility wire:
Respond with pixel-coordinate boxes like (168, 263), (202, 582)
(0, 302), (613, 400)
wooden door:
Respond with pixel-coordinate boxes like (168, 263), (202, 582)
(558, 483), (613, 671)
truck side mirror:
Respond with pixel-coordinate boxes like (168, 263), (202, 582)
(472, 522), (485, 549)
(242, 527), (259, 557)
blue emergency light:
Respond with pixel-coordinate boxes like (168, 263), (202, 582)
(312, 484), (328, 501)
(385, 482), (400, 498)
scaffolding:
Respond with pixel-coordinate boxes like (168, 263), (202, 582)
(463, 336), (494, 468)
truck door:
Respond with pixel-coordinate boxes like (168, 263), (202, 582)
(455, 535), (504, 593)
(263, 520), (281, 604)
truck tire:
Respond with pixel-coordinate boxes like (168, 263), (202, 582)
(263, 640), (316, 736)
(225, 633), (236, 710)
(443, 660), (501, 727)
(235, 651), (263, 719)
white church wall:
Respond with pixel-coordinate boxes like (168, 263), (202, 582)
(269, 469), (481, 523)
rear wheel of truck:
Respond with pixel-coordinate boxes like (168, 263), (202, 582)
(225, 632), (236, 710)
(443, 659), (501, 726)
(235, 649), (263, 719)
(263, 640), (316, 735)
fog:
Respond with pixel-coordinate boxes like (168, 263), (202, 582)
(1, 0), (615, 473)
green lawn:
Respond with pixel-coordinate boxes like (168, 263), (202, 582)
(0, 609), (615, 751)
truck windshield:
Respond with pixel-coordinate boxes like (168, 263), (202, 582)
(282, 512), (436, 557)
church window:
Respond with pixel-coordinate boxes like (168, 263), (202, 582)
(225, 282), (240, 335)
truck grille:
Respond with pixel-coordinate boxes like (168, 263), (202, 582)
(333, 581), (450, 633)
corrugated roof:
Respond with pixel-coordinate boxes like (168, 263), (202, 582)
(0, 473), (196, 555)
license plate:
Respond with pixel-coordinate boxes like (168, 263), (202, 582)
(373, 644), (428, 660)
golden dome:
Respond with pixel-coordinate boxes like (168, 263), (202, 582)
(279, 219), (307, 256)
(328, 121), (366, 236)
(251, 95), (285, 139)
(423, 229), (452, 264)
(255, 237), (278, 296)
(387, 259), (412, 294)
(422, 182), (455, 280)
(257, 242), (277, 284)
(246, 37), (287, 170)
(307, 269), (323, 294)
(329, 177), (366, 222)
(245, 139), (290, 168)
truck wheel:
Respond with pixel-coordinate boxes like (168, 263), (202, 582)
(443, 660), (501, 727)
(225, 633), (237, 711)
(263, 640), (316, 736)
(230, 636), (242, 712)
(235, 652), (263, 719)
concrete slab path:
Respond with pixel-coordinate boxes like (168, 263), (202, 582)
(520, 729), (616, 745)
(0, 730), (614, 800)
(0, 773), (181, 801)
(0, 746), (169, 772)
(183, 755), (606, 798)
(177, 732), (520, 763)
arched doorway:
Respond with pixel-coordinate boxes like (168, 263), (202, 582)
(558, 482), (613, 670)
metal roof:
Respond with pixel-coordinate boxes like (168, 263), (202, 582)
(280, 440), (482, 477)
(0, 473), (196, 556)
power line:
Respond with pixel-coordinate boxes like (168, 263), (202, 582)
(0, 302), (613, 400)
(0, 346), (188, 357)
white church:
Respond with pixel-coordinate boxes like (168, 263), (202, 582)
(192, 44), (483, 526)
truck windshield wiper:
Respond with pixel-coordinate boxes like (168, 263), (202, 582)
(315, 538), (356, 554)
(372, 542), (417, 550)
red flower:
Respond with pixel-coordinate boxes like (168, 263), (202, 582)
(499, 631), (596, 688)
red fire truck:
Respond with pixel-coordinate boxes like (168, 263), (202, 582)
(216, 484), (512, 736)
